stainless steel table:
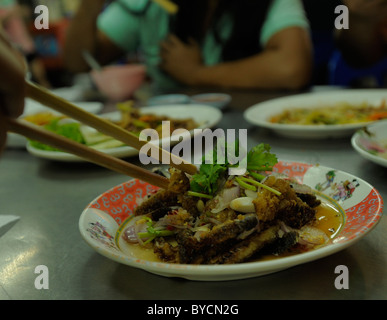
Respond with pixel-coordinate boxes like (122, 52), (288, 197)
(1, 87), (386, 300)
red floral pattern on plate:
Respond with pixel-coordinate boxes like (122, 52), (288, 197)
(273, 161), (314, 182)
(338, 189), (383, 242)
(89, 179), (159, 224)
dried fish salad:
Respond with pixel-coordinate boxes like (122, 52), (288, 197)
(123, 144), (340, 264)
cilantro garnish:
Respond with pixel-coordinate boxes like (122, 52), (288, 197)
(246, 143), (278, 172)
(189, 143), (278, 197)
(190, 163), (227, 196)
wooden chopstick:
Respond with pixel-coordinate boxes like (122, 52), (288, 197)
(25, 80), (197, 176)
(6, 118), (170, 189)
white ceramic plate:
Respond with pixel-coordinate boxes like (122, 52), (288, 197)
(7, 98), (103, 148)
(147, 94), (190, 106)
(244, 89), (387, 139)
(351, 119), (387, 168)
(26, 104), (222, 161)
(79, 161), (383, 281)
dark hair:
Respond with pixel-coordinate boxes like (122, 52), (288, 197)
(169, 0), (272, 61)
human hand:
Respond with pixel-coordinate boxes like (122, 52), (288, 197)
(0, 33), (26, 154)
(159, 34), (204, 86)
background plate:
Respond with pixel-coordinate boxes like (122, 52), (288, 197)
(26, 104), (222, 161)
(7, 98), (103, 148)
(244, 89), (387, 139)
(351, 119), (387, 168)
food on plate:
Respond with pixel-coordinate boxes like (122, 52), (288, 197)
(115, 100), (197, 134)
(269, 100), (387, 125)
(28, 117), (85, 151)
(357, 128), (387, 160)
(122, 144), (343, 264)
(28, 101), (198, 151)
(23, 112), (66, 126)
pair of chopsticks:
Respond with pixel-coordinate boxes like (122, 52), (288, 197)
(5, 81), (197, 189)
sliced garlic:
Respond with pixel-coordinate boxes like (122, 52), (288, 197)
(244, 189), (258, 199)
(230, 197), (255, 213)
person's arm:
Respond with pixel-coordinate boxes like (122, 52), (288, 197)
(336, 0), (387, 67)
(160, 26), (312, 90)
(0, 32), (26, 153)
(63, 0), (124, 73)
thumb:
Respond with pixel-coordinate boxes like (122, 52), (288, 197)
(0, 112), (7, 156)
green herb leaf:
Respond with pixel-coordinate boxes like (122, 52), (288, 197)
(246, 143), (278, 172)
(190, 163), (227, 195)
(189, 143), (278, 197)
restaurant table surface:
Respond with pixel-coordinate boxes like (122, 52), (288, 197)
(1, 86), (386, 300)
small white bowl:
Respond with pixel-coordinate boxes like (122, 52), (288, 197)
(147, 94), (190, 106)
(190, 93), (231, 109)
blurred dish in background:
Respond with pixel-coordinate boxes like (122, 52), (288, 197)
(147, 93), (231, 110)
(244, 89), (387, 139)
(269, 100), (387, 125)
(25, 104), (222, 162)
(190, 93), (231, 109)
(90, 64), (146, 102)
(6, 99), (103, 148)
(147, 94), (190, 106)
(351, 120), (387, 168)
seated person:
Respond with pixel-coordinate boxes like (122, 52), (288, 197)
(64, 0), (312, 91)
(336, 0), (387, 67)
(0, 0), (51, 87)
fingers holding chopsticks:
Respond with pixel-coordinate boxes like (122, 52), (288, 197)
(0, 31), (26, 154)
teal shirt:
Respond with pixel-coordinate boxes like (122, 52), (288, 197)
(97, 0), (309, 90)
(0, 0), (16, 7)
